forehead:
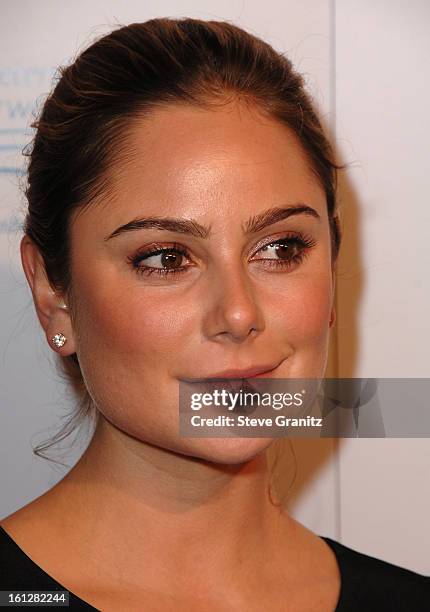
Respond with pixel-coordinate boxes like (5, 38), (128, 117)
(76, 100), (327, 228)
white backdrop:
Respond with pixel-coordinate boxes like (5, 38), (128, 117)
(0, 0), (429, 574)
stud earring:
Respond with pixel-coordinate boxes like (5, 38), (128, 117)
(52, 333), (67, 348)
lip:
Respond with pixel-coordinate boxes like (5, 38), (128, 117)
(182, 360), (283, 382)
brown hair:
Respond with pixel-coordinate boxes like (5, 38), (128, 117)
(22, 17), (343, 463)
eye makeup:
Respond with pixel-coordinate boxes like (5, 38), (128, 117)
(127, 232), (317, 279)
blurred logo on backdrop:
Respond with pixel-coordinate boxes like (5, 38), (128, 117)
(0, 65), (54, 177)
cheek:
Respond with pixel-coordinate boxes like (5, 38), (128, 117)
(70, 278), (189, 438)
(269, 272), (333, 379)
(271, 272), (333, 344)
(74, 282), (191, 369)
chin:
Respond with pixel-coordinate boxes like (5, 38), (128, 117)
(178, 436), (276, 465)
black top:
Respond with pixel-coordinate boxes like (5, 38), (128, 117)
(1, 525), (429, 611)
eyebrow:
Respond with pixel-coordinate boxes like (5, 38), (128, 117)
(104, 203), (320, 241)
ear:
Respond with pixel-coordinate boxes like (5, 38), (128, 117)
(20, 235), (76, 356)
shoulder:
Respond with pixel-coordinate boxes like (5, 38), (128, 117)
(322, 536), (430, 611)
(0, 506), (65, 590)
(0, 520), (58, 590)
(0, 522), (98, 610)
(0, 494), (61, 579)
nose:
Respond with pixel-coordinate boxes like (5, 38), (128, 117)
(201, 265), (265, 344)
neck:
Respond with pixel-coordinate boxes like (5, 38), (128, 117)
(41, 416), (294, 595)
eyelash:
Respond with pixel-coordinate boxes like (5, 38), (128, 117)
(128, 233), (317, 279)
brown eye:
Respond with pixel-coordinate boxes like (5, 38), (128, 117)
(256, 236), (312, 261)
(267, 240), (300, 260)
(251, 234), (317, 271)
(128, 243), (192, 278)
(158, 252), (184, 269)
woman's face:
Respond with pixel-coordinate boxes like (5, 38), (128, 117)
(67, 100), (335, 464)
